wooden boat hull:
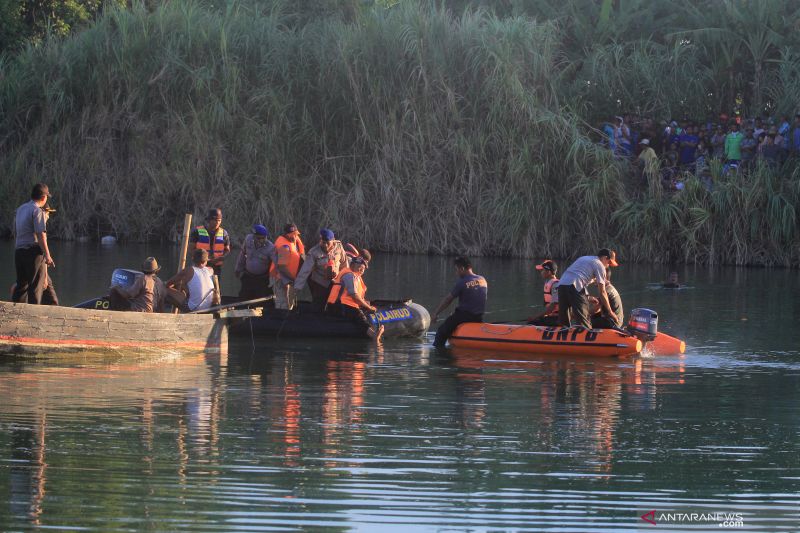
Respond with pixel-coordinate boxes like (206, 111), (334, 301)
(449, 323), (642, 357)
(0, 301), (227, 356)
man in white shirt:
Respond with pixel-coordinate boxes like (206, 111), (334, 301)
(557, 249), (619, 329)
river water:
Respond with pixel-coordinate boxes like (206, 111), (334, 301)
(0, 241), (798, 531)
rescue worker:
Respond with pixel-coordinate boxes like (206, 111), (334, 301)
(326, 256), (384, 341)
(557, 249), (618, 330)
(166, 249), (219, 312)
(294, 228), (349, 310)
(590, 268), (623, 329)
(12, 183), (56, 304)
(109, 257), (167, 313)
(269, 223), (305, 310)
(527, 260), (559, 327)
(234, 224), (274, 300)
(189, 208), (230, 277)
(431, 256), (488, 348)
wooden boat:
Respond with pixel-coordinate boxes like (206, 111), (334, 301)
(0, 300), (230, 356)
(228, 299), (430, 339)
(449, 323), (643, 357)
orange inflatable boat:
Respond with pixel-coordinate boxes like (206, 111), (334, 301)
(449, 323), (643, 357)
(645, 332), (685, 356)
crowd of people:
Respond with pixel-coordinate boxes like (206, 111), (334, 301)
(11, 185), (385, 342)
(603, 114), (800, 192)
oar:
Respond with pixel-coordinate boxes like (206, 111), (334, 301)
(188, 296), (273, 315)
(172, 213), (193, 314)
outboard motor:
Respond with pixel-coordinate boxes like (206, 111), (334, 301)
(111, 268), (141, 289)
(627, 308), (658, 342)
(74, 268), (142, 309)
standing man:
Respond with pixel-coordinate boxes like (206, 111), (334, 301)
(557, 249), (618, 330)
(189, 208), (230, 277)
(234, 224), (274, 300)
(527, 260), (559, 327)
(295, 228), (349, 310)
(12, 183), (55, 304)
(269, 223), (305, 310)
(431, 257), (488, 348)
(724, 122), (743, 165)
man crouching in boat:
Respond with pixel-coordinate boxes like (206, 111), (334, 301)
(166, 249), (220, 312)
(325, 256), (384, 342)
(109, 257), (167, 313)
(590, 267), (624, 329)
(431, 256), (487, 348)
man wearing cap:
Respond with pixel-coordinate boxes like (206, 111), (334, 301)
(189, 208), (231, 277)
(326, 256), (383, 341)
(109, 257), (167, 313)
(527, 260), (560, 327)
(235, 224), (274, 300)
(295, 228), (349, 310)
(557, 249), (619, 330)
(269, 223), (305, 310)
(12, 183), (56, 305)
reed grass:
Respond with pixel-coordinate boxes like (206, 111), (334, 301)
(0, 1), (799, 266)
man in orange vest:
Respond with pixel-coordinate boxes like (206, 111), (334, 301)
(189, 208), (231, 277)
(527, 260), (560, 327)
(270, 223), (305, 310)
(325, 256), (384, 341)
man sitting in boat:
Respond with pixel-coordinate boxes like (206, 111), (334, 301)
(234, 224), (274, 300)
(590, 268), (624, 329)
(325, 256), (384, 342)
(431, 256), (487, 348)
(527, 260), (559, 327)
(295, 228), (350, 310)
(166, 249), (219, 312)
(109, 257), (167, 313)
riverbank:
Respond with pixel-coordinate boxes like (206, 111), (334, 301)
(1, 3), (799, 265)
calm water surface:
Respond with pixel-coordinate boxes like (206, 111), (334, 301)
(0, 242), (798, 531)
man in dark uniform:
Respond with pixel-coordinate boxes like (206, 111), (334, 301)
(12, 183), (56, 304)
(431, 256), (488, 348)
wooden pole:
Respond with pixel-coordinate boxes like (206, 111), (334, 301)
(172, 213), (193, 314)
(177, 213), (193, 271)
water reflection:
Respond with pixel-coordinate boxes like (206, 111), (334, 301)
(0, 343), (797, 530)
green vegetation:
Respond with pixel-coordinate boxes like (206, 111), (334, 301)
(1, 0), (800, 265)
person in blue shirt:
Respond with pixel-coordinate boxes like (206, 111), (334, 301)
(431, 256), (488, 348)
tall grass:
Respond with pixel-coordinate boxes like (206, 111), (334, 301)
(0, 1), (799, 265)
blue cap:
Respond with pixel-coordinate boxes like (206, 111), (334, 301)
(253, 224), (268, 237)
(320, 228), (335, 241)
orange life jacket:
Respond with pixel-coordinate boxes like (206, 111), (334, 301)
(327, 268), (366, 309)
(195, 226), (226, 256)
(544, 277), (559, 312)
(270, 235), (305, 280)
